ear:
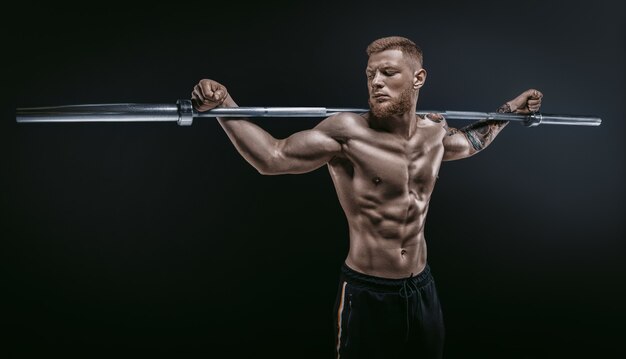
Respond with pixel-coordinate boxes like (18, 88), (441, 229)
(413, 68), (427, 89)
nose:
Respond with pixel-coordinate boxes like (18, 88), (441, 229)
(371, 72), (384, 89)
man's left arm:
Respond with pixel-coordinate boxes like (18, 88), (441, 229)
(442, 89), (543, 161)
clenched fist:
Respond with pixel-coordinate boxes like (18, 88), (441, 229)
(507, 89), (543, 114)
(191, 79), (229, 112)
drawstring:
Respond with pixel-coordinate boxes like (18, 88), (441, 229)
(399, 272), (420, 342)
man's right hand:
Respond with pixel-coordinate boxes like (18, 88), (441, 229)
(191, 79), (229, 112)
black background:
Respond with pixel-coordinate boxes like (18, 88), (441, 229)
(2, 1), (624, 358)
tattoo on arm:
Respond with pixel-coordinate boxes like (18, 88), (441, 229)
(460, 102), (512, 151)
(497, 103), (512, 114)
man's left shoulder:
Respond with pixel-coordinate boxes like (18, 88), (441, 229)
(422, 113), (444, 124)
(421, 113), (450, 132)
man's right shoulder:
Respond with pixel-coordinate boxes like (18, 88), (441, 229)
(315, 112), (369, 140)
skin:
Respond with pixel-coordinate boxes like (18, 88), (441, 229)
(192, 49), (543, 279)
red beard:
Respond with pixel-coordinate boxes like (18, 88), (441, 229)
(368, 87), (416, 118)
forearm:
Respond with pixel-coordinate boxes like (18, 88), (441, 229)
(216, 95), (280, 173)
(460, 102), (513, 153)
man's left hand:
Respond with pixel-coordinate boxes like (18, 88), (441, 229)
(507, 89), (543, 114)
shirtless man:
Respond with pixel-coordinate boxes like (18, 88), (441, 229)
(191, 36), (542, 359)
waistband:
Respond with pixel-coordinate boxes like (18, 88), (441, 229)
(340, 263), (433, 293)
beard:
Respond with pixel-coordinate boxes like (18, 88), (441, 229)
(368, 87), (416, 119)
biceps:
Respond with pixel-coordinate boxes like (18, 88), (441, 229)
(273, 130), (342, 173)
(442, 131), (474, 161)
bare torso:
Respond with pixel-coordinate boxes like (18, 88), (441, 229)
(328, 113), (446, 279)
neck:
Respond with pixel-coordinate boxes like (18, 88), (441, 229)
(375, 112), (417, 138)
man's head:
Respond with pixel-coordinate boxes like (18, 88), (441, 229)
(366, 36), (426, 118)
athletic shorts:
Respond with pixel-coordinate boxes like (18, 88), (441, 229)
(334, 263), (445, 359)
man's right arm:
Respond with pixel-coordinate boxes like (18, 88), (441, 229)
(192, 79), (343, 175)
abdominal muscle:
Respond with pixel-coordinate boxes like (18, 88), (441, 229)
(344, 194), (430, 279)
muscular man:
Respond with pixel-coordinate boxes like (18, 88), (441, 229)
(191, 36), (542, 359)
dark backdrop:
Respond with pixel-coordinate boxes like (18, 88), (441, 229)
(2, 1), (624, 358)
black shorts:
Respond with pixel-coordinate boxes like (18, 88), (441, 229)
(334, 263), (445, 359)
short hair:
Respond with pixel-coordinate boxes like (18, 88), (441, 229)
(366, 36), (423, 67)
